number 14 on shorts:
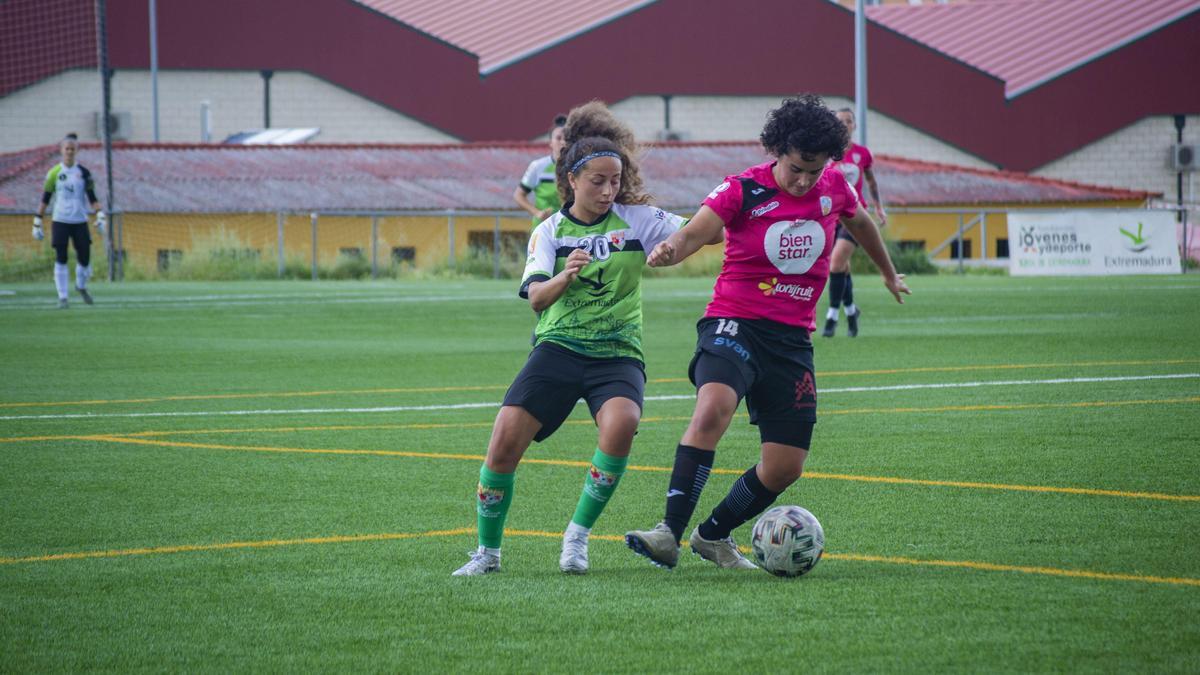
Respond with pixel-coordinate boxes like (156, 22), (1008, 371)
(716, 318), (739, 336)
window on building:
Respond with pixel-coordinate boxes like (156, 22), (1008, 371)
(157, 249), (182, 272)
(996, 239), (1009, 258)
(950, 239), (973, 259)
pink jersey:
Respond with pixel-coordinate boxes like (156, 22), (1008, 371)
(701, 161), (859, 330)
(831, 143), (873, 207)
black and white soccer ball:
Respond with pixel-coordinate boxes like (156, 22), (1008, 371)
(751, 505), (825, 577)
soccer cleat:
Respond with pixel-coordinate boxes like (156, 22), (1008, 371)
(821, 317), (836, 338)
(451, 547), (500, 576)
(57, 298), (68, 309)
(559, 529), (589, 574)
(689, 528), (758, 569)
(846, 309), (859, 337)
(77, 287), (93, 305)
(625, 522), (680, 569)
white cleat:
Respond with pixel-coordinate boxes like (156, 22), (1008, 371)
(689, 528), (758, 569)
(559, 529), (589, 574)
(452, 547), (500, 576)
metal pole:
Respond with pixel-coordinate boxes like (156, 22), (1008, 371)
(95, 0), (117, 281)
(261, 70), (273, 128)
(276, 211), (285, 277)
(310, 212), (318, 281)
(854, 0), (868, 146)
(957, 213), (965, 273)
(149, 0), (159, 142)
(116, 212), (124, 280)
(371, 215), (379, 279)
(493, 215), (501, 279)
(448, 210), (456, 270)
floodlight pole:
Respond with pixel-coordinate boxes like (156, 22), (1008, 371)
(150, 0), (159, 142)
(96, 0), (117, 281)
(854, 0), (867, 146)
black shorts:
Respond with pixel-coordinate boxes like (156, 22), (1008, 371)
(688, 317), (817, 447)
(835, 222), (858, 246)
(502, 341), (645, 442)
(51, 221), (91, 249)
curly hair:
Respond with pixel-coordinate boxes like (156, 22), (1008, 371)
(555, 100), (652, 206)
(760, 94), (849, 162)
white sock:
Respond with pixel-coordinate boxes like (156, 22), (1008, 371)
(565, 521), (591, 538)
(54, 263), (69, 299)
(845, 303), (858, 316)
(76, 263), (91, 289)
(826, 307), (839, 321)
(481, 546), (501, 558)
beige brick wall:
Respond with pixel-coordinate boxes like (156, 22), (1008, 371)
(0, 69), (457, 151)
(1033, 115), (1200, 203)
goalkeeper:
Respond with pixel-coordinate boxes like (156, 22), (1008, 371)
(33, 133), (106, 308)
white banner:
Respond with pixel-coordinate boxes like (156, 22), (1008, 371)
(1008, 210), (1180, 276)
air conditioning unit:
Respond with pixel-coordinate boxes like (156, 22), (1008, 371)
(94, 111), (132, 141)
(654, 129), (691, 142)
(1171, 144), (1198, 172)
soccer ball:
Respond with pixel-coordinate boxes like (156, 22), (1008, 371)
(750, 505), (825, 577)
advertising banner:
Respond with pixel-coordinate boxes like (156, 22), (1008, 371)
(1008, 210), (1179, 276)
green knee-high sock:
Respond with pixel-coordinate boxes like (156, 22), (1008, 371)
(570, 448), (628, 529)
(476, 465), (515, 550)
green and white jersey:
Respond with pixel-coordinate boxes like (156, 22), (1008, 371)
(43, 162), (95, 224)
(519, 154), (560, 226)
(519, 203), (686, 361)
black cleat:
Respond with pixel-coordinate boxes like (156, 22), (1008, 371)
(847, 309), (859, 337)
(77, 287), (93, 305)
(821, 317), (837, 338)
(57, 298), (68, 309)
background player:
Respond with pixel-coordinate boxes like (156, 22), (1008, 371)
(823, 107), (887, 337)
(33, 133), (106, 309)
(625, 95), (909, 570)
(514, 114), (568, 227)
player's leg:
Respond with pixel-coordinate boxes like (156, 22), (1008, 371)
(560, 388), (640, 574)
(454, 344), (579, 576)
(843, 269), (859, 337)
(72, 223), (93, 304)
(626, 323), (749, 569)
(50, 222), (71, 307)
(824, 233), (855, 337)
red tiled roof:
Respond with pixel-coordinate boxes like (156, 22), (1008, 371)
(0, 142), (1154, 214)
(868, 0), (1200, 98)
(355, 0), (654, 74)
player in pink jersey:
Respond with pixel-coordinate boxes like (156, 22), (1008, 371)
(823, 107), (888, 337)
(625, 95), (909, 570)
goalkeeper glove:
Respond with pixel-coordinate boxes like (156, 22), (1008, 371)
(95, 211), (107, 236)
(32, 216), (44, 241)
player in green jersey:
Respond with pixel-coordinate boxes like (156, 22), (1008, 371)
(513, 114), (567, 227)
(454, 102), (720, 576)
(33, 133), (106, 308)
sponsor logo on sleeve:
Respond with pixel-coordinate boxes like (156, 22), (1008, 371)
(706, 181), (731, 200)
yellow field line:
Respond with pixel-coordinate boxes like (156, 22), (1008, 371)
(46, 434), (1199, 503)
(4, 358), (1196, 409)
(2, 527), (1196, 588)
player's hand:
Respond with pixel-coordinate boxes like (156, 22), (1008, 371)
(95, 211), (107, 236)
(885, 273), (910, 304)
(562, 248), (591, 281)
(537, 208), (554, 220)
(647, 240), (676, 267)
(875, 207), (887, 228)
(32, 216), (44, 240)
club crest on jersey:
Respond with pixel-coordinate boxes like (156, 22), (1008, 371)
(820, 196), (833, 216)
(852, 152), (861, 164)
(608, 230), (625, 248)
(765, 220), (827, 275)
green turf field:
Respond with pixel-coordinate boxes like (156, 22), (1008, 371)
(2, 274), (1199, 671)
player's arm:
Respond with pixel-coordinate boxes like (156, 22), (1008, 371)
(841, 207), (909, 304)
(646, 206), (725, 267)
(863, 167), (886, 226)
(513, 184), (543, 218)
(526, 248), (591, 312)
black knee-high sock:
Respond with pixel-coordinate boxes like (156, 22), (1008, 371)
(842, 273), (855, 309)
(662, 444), (715, 541)
(697, 466), (782, 541)
(827, 272), (846, 310)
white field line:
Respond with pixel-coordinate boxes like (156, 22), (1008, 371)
(0, 292), (517, 310)
(0, 373), (1195, 422)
